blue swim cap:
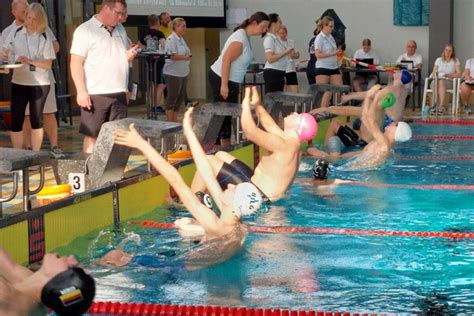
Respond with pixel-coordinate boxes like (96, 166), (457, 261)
(401, 70), (412, 84)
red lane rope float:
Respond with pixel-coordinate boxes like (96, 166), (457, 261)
(89, 301), (372, 316)
(398, 155), (474, 160)
(412, 135), (474, 140)
(340, 181), (474, 191)
(130, 221), (474, 240)
(414, 119), (474, 125)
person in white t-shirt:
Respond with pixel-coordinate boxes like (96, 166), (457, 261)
(70, 0), (138, 154)
(209, 12), (269, 148)
(314, 16), (343, 108)
(1, 3), (56, 151)
(396, 40), (423, 69)
(278, 25), (300, 93)
(460, 58), (474, 114)
(352, 38), (380, 92)
(430, 44), (461, 114)
(163, 18), (191, 122)
(1, 0), (65, 158)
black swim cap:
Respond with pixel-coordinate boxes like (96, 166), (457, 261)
(312, 159), (329, 180)
(41, 267), (95, 316)
(195, 191), (214, 209)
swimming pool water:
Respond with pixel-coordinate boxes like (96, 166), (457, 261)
(76, 123), (473, 314)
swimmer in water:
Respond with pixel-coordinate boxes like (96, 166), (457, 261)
(294, 158), (351, 189)
(308, 70), (411, 160)
(114, 107), (263, 268)
(191, 86), (318, 202)
(0, 247), (95, 316)
(307, 85), (412, 169)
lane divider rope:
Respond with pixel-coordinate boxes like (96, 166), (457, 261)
(414, 119), (474, 125)
(398, 155), (474, 160)
(412, 135), (474, 140)
(340, 182), (474, 190)
(130, 221), (474, 240)
(89, 301), (373, 316)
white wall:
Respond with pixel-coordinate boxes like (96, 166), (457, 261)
(223, 0), (430, 80)
(453, 0), (474, 69)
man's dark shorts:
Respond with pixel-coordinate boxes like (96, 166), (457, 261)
(79, 92), (127, 137)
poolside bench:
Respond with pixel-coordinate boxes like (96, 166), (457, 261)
(0, 148), (49, 213)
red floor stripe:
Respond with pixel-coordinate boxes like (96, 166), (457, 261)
(89, 302), (365, 316)
(414, 119), (474, 125)
(399, 155), (474, 160)
(412, 135), (474, 140)
(130, 221), (474, 240)
(341, 181), (474, 190)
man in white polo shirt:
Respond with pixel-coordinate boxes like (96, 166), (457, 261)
(70, 0), (137, 154)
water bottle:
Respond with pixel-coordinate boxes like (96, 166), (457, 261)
(421, 105), (429, 117)
(146, 38), (156, 51)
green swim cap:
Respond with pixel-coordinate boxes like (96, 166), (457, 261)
(381, 92), (396, 109)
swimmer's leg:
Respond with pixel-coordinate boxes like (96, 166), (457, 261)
(190, 154), (226, 193)
(324, 120), (343, 146)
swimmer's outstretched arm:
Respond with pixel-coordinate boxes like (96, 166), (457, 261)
(183, 108), (231, 219)
(242, 86), (284, 137)
(114, 124), (221, 233)
(310, 105), (362, 117)
(241, 87), (287, 150)
(0, 247), (32, 283)
(362, 87), (389, 149)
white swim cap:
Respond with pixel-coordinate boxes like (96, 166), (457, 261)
(232, 183), (263, 217)
(394, 121), (412, 142)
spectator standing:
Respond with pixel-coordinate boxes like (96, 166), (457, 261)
(1, 0), (65, 158)
(278, 25), (300, 93)
(305, 21), (319, 85)
(314, 16), (342, 108)
(159, 12), (172, 38)
(1, 3), (56, 151)
(209, 12), (269, 148)
(138, 14), (166, 114)
(70, 0), (137, 154)
(163, 18), (191, 122)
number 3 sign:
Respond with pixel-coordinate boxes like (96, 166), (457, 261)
(68, 173), (85, 193)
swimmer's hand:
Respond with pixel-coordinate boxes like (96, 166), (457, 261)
(367, 84), (382, 100)
(114, 123), (147, 150)
(183, 107), (194, 131)
(309, 107), (325, 115)
(249, 86), (262, 109)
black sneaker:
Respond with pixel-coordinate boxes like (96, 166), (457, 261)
(463, 105), (472, 114)
(49, 146), (66, 159)
(152, 106), (165, 113)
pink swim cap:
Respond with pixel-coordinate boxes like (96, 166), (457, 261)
(296, 113), (318, 142)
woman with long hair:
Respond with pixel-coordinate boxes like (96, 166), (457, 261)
(209, 11), (269, 147)
(278, 24), (300, 93)
(430, 44), (461, 113)
(2, 3), (56, 151)
(313, 16), (342, 108)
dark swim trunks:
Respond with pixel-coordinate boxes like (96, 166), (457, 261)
(216, 159), (270, 203)
(336, 125), (368, 148)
